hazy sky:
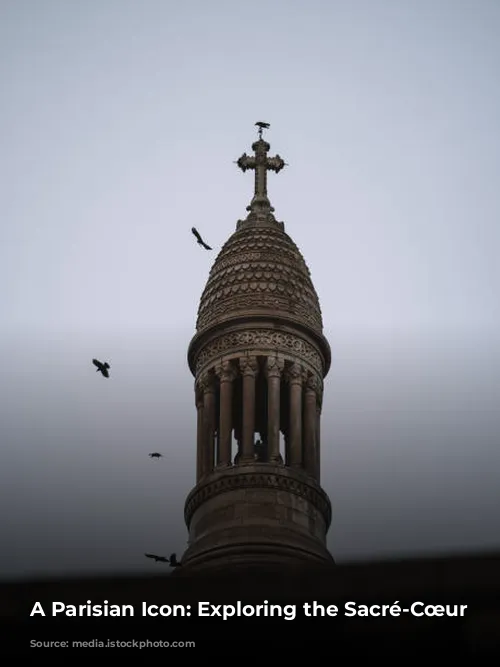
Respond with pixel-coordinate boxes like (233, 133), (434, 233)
(1, 0), (499, 581)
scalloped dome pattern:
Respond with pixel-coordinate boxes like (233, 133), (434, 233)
(196, 225), (323, 334)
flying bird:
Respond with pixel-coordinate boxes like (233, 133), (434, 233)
(168, 553), (181, 567)
(145, 553), (169, 563)
(191, 227), (212, 250)
(255, 121), (270, 130)
(144, 553), (181, 567)
(149, 452), (163, 460)
(92, 359), (110, 378)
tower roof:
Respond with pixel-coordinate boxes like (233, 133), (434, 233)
(196, 225), (323, 334)
(195, 125), (324, 337)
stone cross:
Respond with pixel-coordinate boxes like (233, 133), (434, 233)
(236, 139), (286, 202)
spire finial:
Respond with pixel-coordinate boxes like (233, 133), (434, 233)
(234, 122), (287, 229)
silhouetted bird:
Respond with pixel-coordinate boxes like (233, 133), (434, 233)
(145, 553), (169, 563)
(144, 553), (181, 567)
(169, 553), (181, 567)
(255, 121), (270, 130)
(191, 227), (212, 250)
(149, 452), (163, 460)
(92, 359), (110, 378)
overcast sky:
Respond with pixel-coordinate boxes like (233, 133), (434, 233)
(1, 0), (499, 581)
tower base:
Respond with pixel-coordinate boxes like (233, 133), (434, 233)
(178, 464), (334, 576)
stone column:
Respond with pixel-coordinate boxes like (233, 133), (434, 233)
(304, 373), (318, 478)
(215, 360), (236, 468)
(201, 371), (216, 475)
(195, 385), (204, 482)
(316, 383), (323, 482)
(265, 356), (284, 463)
(288, 362), (304, 468)
(239, 355), (258, 462)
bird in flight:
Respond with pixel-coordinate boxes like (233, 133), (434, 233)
(169, 553), (181, 567)
(191, 227), (212, 250)
(149, 452), (163, 460)
(255, 121), (270, 130)
(145, 553), (169, 563)
(92, 359), (110, 378)
(145, 552), (181, 567)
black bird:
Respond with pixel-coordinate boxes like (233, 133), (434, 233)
(145, 553), (169, 563)
(191, 227), (212, 250)
(169, 553), (181, 567)
(255, 121), (270, 130)
(92, 359), (110, 378)
(144, 553), (181, 567)
(149, 452), (163, 460)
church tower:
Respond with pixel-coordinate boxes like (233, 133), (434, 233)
(180, 126), (333, 574)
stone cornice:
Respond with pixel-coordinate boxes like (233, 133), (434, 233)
(188, 318), (331, 379)
(184, 466), (332, 530)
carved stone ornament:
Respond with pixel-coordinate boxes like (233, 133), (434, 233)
(215, 359), (237, 383)
(235, 137), (286, 227)
(195, 328), (324, 376)
(306, 373), (320, 392)
(239, 355), (258, 376)
(287, 362), (304, 384)
(198, 370), (216, 394)
(184, 471), (332, 529)
(265, 356), (285, 379)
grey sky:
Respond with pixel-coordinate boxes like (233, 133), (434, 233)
(1, 0), (499, 580)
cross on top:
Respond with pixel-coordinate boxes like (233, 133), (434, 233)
(235, 123), (287, 227)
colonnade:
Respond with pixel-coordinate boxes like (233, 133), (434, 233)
(195, 355), (322, 483)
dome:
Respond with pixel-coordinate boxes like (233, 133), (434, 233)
(196, 223), (323, 335)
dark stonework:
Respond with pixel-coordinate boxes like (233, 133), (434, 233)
(180, 464), (333, 575)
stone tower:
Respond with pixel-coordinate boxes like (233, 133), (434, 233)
(179, 126), (333, 575)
